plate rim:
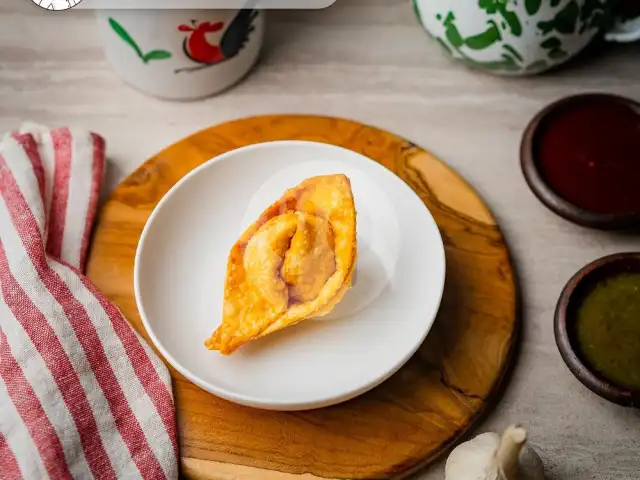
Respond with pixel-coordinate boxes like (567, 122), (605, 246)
(133, 139), (446, 410)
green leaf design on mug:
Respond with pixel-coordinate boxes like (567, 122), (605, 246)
(109, 17), (173, 64)
(540, 37), (561, 49)
(525, 0), (541, 16)
(580, 0), (612, 32)
(477, 0), (500, 15)
(502, 44), (523, 62)
(436, 11), (524, 73)
(464, 19), (502, 49)
(538, 0), (580, 35)
(501, 9), (522, 36)
(444, 12), (465, 47)
(109, 18), (144, 60)
(478, 0), (522, 36)
(143, 50), (173, 62)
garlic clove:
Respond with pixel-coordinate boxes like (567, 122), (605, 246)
(445, 425), (544, 480)
(497, 425), (527, 478)
(445, 432), (502, 480)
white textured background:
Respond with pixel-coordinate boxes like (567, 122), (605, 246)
(1, 0), (639, 478)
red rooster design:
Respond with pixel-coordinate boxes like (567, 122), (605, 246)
(176, 9), (258, 74)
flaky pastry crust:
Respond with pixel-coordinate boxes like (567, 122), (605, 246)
(205, 174), (357, 355)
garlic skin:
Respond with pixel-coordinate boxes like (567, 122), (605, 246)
(445, 425), (544, 480)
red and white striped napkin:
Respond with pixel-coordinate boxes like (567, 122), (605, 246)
(0, 125), (178, 479)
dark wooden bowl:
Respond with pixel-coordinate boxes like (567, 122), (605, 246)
(555, 252), (640, 408)
(521, 93), (640, 230)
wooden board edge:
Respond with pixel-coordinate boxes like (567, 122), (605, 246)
(182, 458), (338, 480)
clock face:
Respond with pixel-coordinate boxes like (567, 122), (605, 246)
(32, 0), (83, 10)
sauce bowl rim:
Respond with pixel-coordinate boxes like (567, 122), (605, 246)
(520, 92), (640, 230)
(554, 252), (640, 408)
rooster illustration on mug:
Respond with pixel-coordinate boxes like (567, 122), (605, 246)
(176, 9), (259, 74)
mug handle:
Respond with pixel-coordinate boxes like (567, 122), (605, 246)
(605, 15), (640, 42)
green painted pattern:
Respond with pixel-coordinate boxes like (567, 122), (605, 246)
(580, 0), (614, 32)
(431, 2), (525, 72)
(464, 19), (502, 49)
(525, 0), (541, 16)
(502, 43), (523, 62)
(479, 0), (523, 36)
(538, 0), (580, 34)
(413, 0), (611, 75)
(443, 12), (465, 47)
(540, 36), (561, 49)
(109, 18), (173, 64)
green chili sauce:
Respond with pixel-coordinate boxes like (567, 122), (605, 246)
(575, 273), (640, 390)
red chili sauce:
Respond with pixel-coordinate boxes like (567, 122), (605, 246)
(535, 97), (640, 215)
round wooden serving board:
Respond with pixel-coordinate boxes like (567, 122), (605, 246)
(86, 115), (519, 480)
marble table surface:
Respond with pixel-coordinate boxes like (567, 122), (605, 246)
(1, 0), (639, 478)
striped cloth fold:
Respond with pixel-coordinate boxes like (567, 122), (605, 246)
(0, 126), (178, 479)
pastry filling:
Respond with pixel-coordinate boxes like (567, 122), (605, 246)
(244, 211), (337, 308)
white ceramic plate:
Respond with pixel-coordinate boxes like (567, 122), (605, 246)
(134, 141), (446, 411)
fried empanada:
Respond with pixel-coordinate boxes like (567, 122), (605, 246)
(205, 174), (357, 355)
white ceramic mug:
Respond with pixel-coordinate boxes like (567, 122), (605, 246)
(95, 8), (265, 100)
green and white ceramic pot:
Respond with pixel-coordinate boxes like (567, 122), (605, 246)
(413, 0), (640, 75)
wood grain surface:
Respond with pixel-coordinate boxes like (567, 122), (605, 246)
(85, 115), (518, 479)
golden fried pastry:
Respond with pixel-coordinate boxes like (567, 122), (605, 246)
(205, 174), (357, 355)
